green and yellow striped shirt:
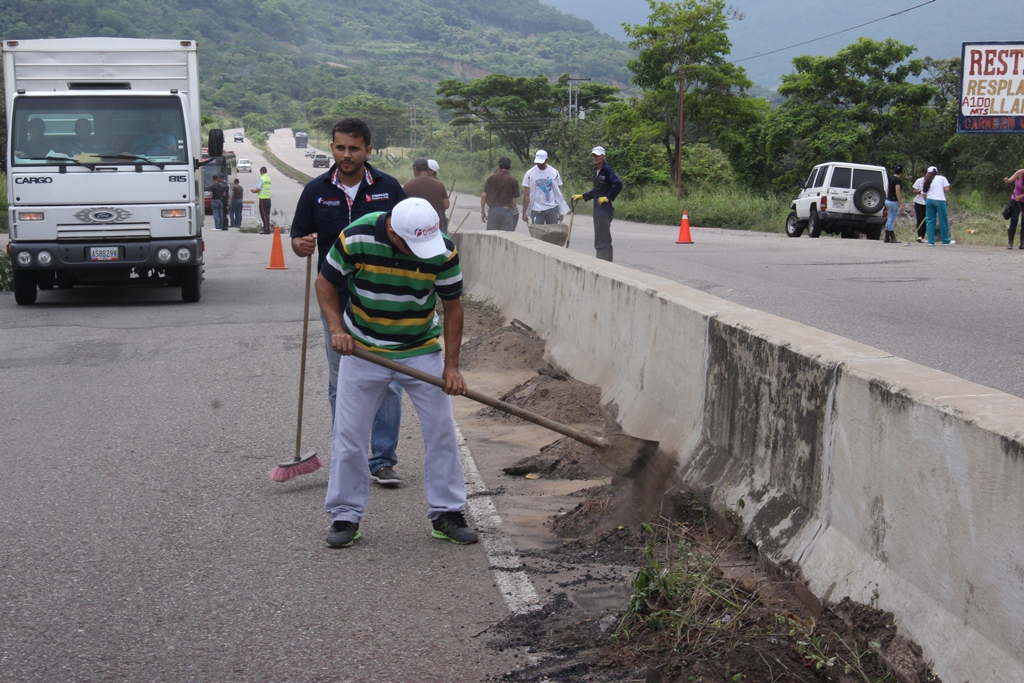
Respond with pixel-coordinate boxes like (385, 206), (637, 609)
(321, 212), (461, 358)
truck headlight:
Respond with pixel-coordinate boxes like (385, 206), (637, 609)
(176, 247), (191, 262)
(161, 209), (187, 218)
(18, 212), (44, 221)
(16, 251), (32, 267)
(156, 248), (172, 263)
(36, 250), (53, 266)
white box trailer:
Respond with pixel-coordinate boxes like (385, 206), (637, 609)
(3, 37), (223, 304)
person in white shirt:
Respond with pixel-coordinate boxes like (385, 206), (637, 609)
(911, 175), (928, 242)
(922, 165), (953, 246)
(521, 149), (569, 237)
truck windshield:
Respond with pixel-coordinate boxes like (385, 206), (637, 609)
(10, 95), (187, 167)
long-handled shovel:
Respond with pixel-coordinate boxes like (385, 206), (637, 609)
(351, 347), (659, 476)
(448, 211), (470, 237)
(269, 254), (323, 482)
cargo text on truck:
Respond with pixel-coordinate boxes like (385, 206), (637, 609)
(3, 37), (226, 304)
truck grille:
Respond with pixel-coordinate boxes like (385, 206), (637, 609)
(57, 224), (151, 240)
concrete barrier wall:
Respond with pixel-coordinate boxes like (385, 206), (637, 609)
(455, 231), (1024, 683)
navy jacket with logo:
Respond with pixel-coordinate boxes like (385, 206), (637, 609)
(290, 162), (407, 272)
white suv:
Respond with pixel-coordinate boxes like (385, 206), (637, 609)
(786, 162), (888, 239)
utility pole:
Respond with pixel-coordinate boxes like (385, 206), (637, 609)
(566, 76), (591, 125)
(676, 69), (685, 200)
(409, 105), (417, 150)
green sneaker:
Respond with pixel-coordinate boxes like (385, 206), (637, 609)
(326, 520), (361, 548)
(431, 511), (478, 544)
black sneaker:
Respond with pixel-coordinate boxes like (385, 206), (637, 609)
(370, 466), (402, 487)
(326, 520), (360, 548)
(431, 511), (478, 544)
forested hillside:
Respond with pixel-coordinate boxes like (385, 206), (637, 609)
(0, 0), (634, 123)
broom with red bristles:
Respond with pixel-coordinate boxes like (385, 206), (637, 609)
(270, 254), (322, 482)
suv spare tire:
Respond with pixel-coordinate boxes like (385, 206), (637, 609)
(854, 181), (885, 214)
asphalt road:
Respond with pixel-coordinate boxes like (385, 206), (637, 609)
(556, 220), (1024, 400)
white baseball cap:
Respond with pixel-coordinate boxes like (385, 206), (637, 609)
(390, 198), (445, 259)
(927, 166), (938, 173)
(534, 149), (548, 163)
(591, 146), (606, 156)
(427, 159), (440, 173)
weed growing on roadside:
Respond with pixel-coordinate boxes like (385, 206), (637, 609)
(613, 523), (756, 663)
(0, 250), (11, 291)
(783, 615), (897, 682)
(609, 520), (909, 681)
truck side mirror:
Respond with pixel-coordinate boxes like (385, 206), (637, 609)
(207, 129), (224, 157)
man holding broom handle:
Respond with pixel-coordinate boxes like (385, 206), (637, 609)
(290, 118), (407, 485)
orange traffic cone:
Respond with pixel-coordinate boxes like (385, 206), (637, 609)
(266, 224), (289, 270)
(676, 211), (693, 244)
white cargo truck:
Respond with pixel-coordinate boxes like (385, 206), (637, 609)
(3, 37), (223, 304)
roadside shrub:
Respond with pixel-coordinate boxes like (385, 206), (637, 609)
(678, 144), (735, 191)
(0, 251), (10, 291)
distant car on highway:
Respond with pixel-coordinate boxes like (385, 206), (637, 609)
(237, 158), (252, 173)
(305, 148), (316, 158)
(233, 132), (243, 143)
(312, 153), (329, 168)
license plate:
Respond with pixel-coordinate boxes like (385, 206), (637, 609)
(89, 246), (120, 261)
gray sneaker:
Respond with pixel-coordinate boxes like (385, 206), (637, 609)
(431, 511), (478, 544)
(326, 521), (360, 548)
(370, 466), (402, 486)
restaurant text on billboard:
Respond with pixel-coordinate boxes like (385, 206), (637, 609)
(959, 42), (1024, 133)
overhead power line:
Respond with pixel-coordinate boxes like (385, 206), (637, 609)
(732, 0), (937, 64)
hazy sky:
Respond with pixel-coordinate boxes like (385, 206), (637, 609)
(541, 0), (1020, 88)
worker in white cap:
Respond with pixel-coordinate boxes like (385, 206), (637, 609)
(522, 149), (569, 237)
(427, 159), (440, 178)
(572, 146), (623, 261)
(316, 197), (478, 549)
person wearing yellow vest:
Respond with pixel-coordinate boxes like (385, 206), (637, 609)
(251, 167), (272, 234)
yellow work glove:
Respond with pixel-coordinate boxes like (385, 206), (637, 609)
(597, 196), (610, 205)
(571, 194), (584, 202)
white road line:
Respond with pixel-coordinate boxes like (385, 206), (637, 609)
(456, 425), (541, 615)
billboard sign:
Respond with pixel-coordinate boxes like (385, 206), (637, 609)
(959, 42), (1024, 134)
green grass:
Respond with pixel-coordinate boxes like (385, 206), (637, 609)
(616, 185), (791, 233)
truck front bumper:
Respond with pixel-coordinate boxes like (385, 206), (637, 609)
(9, 238), (203, 271)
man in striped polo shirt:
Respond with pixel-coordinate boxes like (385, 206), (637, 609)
(314, 197), (477, 548)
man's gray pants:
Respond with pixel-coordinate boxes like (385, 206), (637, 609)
(324, 351), (467, 524)
(486, 206), (519, 232)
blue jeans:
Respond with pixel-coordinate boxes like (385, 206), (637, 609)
(211, 200), (224, 230)
(925, 199), (950, 245)
(531, 207), (559, 225)
(486, 206), (519, 232)
(320, 309), (402, 473)
(884, 199), (899, 232)
(230, 199), (243, 227)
